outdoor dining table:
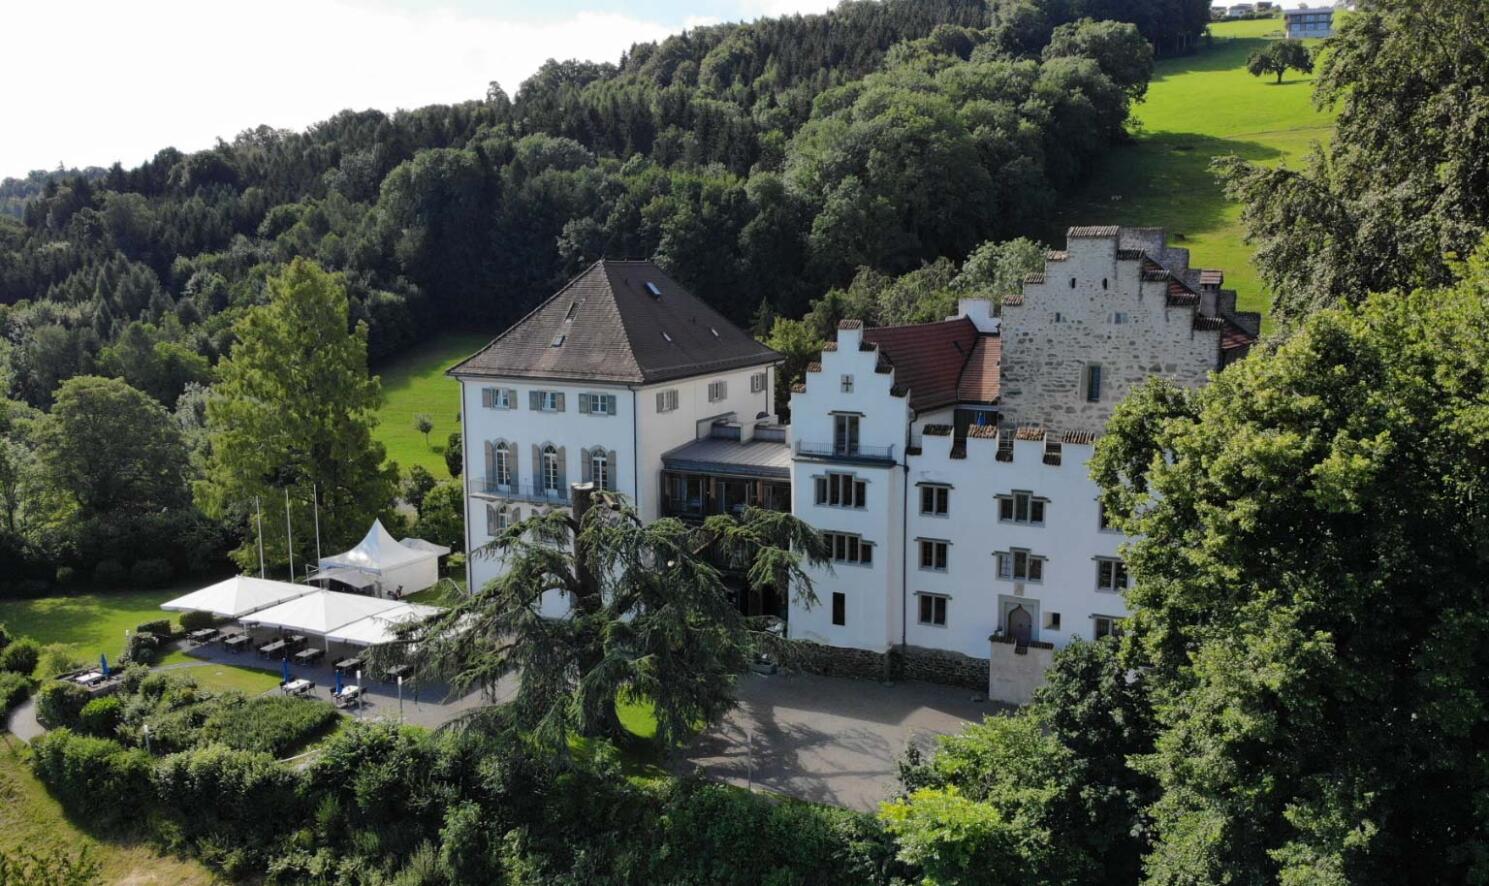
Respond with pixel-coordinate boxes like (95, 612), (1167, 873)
(258, 639), (287, 658)
(382, 664), (412, 683)
(223, 633), (250, 652)
(334, 656), (364, 674)
(74, 671), (105, 687)
(293, 647), (325, 666)
(282, 678), (315, 697)
(334, 685), (363, 708)
(187, 628), (219, 644)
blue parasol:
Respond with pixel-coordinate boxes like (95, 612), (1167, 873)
(281, 656), (291, 685)
(334, 669), (342, 695)
(100, 653), (110, 678)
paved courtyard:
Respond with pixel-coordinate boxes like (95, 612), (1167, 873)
(681, 671), (1003, 812)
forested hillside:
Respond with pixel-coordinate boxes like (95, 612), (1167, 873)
(0, 0), (1197, 414)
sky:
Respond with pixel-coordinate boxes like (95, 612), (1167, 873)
(0, 0), (837, 179)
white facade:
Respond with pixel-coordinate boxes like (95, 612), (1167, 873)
(456, 363), (774, 612)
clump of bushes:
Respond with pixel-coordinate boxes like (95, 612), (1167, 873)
(34, 681), (92, 729)
(0, 637), (40, 675)
(135, 619), (174, 637)
(122, 631), (160, 666)
(178, 610), (219, 633)
(79, 695), (124, 737)
(35, 643), (83, 679)
(0, 670), (32, 714)
(198, 695), (340, 757)
(29, 729), (153, 828)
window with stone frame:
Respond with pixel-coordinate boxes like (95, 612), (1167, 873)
(996, 548), (1044, 582)
(920, 484), (949, 516)
(997, 490), (1047, 525)
(815, 472), (865, 508)
(918, 593), (948, 626)
(1096, 558), (1129, 591)
(918, 539), (948, 571)
(824, 531), (873, 565)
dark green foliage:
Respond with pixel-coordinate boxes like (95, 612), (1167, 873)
(151, 743), (307, 850)
(442, 431), (462, 478)
(29, 728), (152, 827)
(128, 557), (173, 588)
(0, 620), (10, 650)
(400, 463), (436, 511)
(133, 619), (172, 637)
(176, 609), (218, 633)
(1091, 248), (1489, 882)
(0, 670), (32, 713)
(196, 695), (339, 757)
(34, 680), (91, 729)
(0, 636), (40, 674)
(121, 630), (160, 665)
(412, 480), (463, 554)
(1245, 40), (1313, 84)
(78, 695), (123, 737)
(90, 559), (127, 587)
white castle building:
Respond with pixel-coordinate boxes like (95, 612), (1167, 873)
(450, 227), (1258, 699)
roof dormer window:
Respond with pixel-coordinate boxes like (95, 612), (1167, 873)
(564, 301), (578, 321)
(661, 330), (673, 343)
(645, 281), (662, 297)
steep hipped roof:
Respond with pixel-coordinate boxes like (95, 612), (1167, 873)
(449, 260), (779, 384)
(862, 316), (996, 412)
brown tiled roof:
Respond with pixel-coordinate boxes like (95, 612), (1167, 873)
(1199, 269), (1224, 287)
(1142, 269), (1170, 282)
(1061, 430), (1097, 445)
(1024, 272), (1046, 284)
(1221, 320), (1255, 350)
(1045, 250), (1069, 261)
(956, 336), (1001, 404)
(922, 424), (952, 436)
(863, 317), (981, 412)
(1014, 425), (1046, 441)
(1116, 248), (1144, 261)
(1168, 282), (1200, 307)
(790, 383), (806, 393)
(1067, 225), (1120, 238)
(806, 362), (822, 372)
(1003, 293), (1024, 307)
(450, 260), (777, 383)
(821, 341), (838, 352)
(838, 319), (863, 330)
(968, 425), (998, 439)
(1192, 316), (1223, 331)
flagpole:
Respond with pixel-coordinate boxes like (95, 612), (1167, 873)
(285, 487), (294, 583)
(256, 497), (266, 579)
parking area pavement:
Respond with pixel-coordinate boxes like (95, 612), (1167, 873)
(681, 671), (1005, 812)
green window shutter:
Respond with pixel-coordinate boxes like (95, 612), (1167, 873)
(580, 448), (592, 483)
(554, 393), (565, 412)
(529, 391), (542, 411)
(556, 446), (567, 489)
(606, 449), (618, 490)
(604, 394), (617, 415)
(578, 393), (591, 414)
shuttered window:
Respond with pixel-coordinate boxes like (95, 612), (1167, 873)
(655, 389), (679, 413)
(579, 393), (617, 415)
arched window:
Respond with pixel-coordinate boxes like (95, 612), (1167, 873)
(494, 442), (511, 487)
(542, 445), (560, 492)
(591, 449), (609, 490)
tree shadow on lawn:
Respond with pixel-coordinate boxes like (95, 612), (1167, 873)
(1050, 131), (1284, 243)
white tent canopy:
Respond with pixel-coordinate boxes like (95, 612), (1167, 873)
(160, 576), (311, 619)
(323, 602), (441, 646)
(317, 520), (443, 596)
(241, 589), (403, 636)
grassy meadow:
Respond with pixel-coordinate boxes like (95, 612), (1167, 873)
(1052, 16), (1342, 323)
(372, 332), (491, 479)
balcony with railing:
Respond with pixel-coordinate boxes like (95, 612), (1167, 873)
(793, 440), (897, 464)
(472, 477), (569, 506)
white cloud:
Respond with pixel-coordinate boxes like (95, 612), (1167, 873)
(737, 0), (839, 19)
(0, 0), (681, 176)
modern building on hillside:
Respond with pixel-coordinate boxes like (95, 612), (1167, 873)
(1284, 5), (1333, 37)
(453, 228), (1259, 699)
(448, 260), (781, 616)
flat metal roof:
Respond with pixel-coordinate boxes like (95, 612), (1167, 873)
(662, 436), (792, 480)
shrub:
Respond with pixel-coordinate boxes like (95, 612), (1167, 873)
(35, 681), (93, 729)
(199, 695), (340, 757)
(178, 610), (219, 632)
(54, 565), (78, 586)
(0, 637), (40, 675)
(0, 621), (10, 651)
(122, 631), (160, 665)
(0, 671), (32, 713)
(134, 619), (173, 637)
(91, 559), (128, 587)
(30, 729), (152, 827)
(130, 558), (174, 588)
(35, 644), (83, 679)
(152, 743), (306, 846)
(80, 695), (124, 737)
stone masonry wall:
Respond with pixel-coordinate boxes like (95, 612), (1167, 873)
(782, 640), (991, 693)
(998, 230), (1220, 436)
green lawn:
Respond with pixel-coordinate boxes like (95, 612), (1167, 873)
(372, 333), (491, 479)
(1052, 17), (1342, 323)
(0, 584), (279, 692)
(0, 735), (215, 884)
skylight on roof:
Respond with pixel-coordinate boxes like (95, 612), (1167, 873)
(645, 281), (662, 297)
(564, 301), (577, 321)
(550, 333), (566, 348)
(710, 327), (719, 338)
(661, 330), (673, 343)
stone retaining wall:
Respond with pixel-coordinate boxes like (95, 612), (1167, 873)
(780, 640), (990, 693)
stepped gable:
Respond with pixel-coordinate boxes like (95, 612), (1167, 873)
(449, 259), (778, 383)
(860, 316), (998, 412)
